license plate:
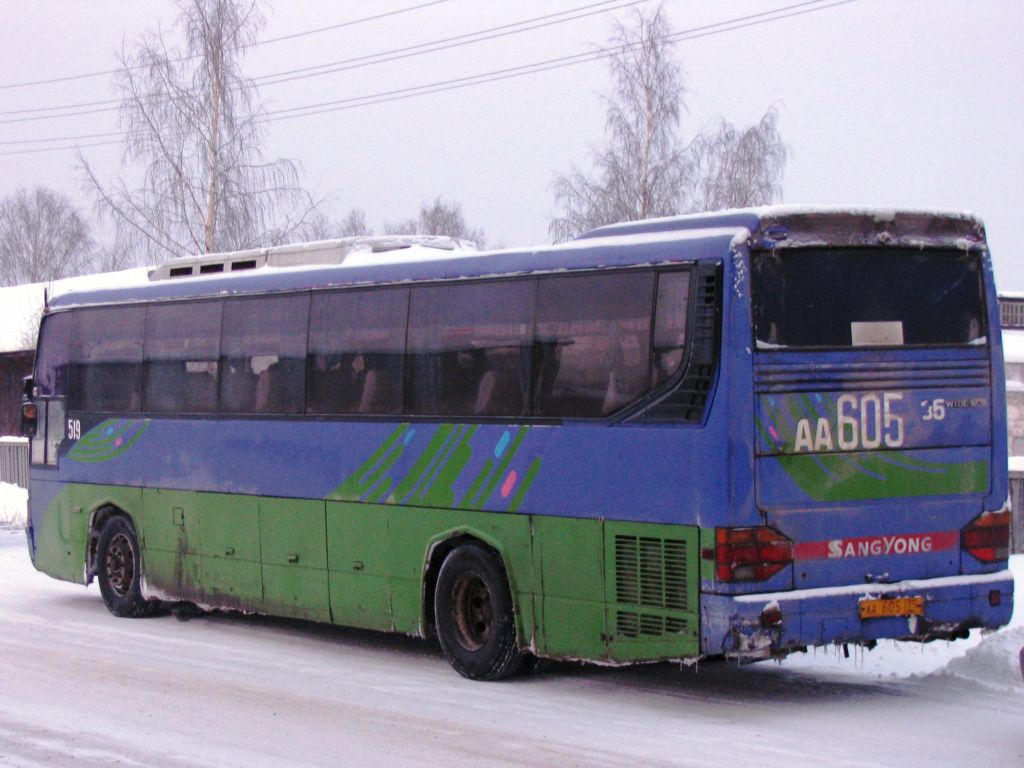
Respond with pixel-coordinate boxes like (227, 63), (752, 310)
(859, 596), (924, 619)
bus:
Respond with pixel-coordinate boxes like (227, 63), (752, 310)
(20, 209), (1014, 680)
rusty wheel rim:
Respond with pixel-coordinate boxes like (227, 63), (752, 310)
(451, 571), (492, 651)
(105, 532), (135, 597)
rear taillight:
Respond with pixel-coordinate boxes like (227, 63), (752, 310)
(20, 402), (37, 438)
(961, 510), (1010, 563)
(715, 526), (793, 582)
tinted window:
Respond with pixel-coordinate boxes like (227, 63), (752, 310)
(220, 294), (310, 414)
(68, 307), (145, 412)
(143, 301), (222, 413)
(307, 288), (408, 415)
(652, 271), (690, 387)
(408, 281), (535, 417)
(35, 312), (72, 397)
(534, 272), (654, 417)
(751, 248), (987, 348)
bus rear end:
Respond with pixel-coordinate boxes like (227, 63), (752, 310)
(704, 210), (1014, 660)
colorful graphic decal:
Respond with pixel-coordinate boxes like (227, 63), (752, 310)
(329, 423), (542, 512)
(67, 419), (150, 463)
(756, 391), (989, 501)
(770, 451), (988, 501)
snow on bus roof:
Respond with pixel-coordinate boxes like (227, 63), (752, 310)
(577, 205), (984, 241)
(46, 226), (746, 311)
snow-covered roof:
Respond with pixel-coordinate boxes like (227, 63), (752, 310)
(0, 268), (150, 354)
(576, 205), (985, 249)
(47, 226), (739, 311)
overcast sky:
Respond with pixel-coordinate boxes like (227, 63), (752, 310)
(1, 0), (1021, 286)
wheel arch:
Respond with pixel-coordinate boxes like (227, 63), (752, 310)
(85, 501), (139, 584)
(420, 527), (523, 642)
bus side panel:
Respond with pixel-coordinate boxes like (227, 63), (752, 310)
(326, 501), (392, 632)
(532, 516), (607, 659)
(258, 497), (330, 623)
(54, 417), (730, 528)
(28, 481), (88, 585)
(140, 488), (202, 601)
(198, 493), (263, 611)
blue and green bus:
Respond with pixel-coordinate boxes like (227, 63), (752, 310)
(21, 208), (1014, 680)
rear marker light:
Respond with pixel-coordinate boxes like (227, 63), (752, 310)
(961, 511), (1010, 563)
(989, 590), (1001, 608)
(715, 526), (793, 583)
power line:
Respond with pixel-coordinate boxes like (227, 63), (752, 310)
(0, 0), (638, 122)
(251, 0), (641, 89)
(0, 0), (857, 157)
(0, 0), (453, 92)
(267, 0), (857, 121)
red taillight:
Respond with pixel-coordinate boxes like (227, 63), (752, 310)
(715, 526), (793, 582)
(20, 402), (37, 438)
(962, 510), (1010, 563)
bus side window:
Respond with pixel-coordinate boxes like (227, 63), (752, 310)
(220, 294), (310, 415)
(652, 271), (690, 387)
(68, 306), (145, 413)
(407, 281), (534, 418)
(307, 288), (408, 416)
(534, 272), (654, 418)
(143, 300), (222, 413)
(34, 312), (72, 398)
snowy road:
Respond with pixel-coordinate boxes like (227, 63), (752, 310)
(1, 527), (1022, 768)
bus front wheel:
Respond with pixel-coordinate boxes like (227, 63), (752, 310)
(96, 516), (157, 618)
(434, 544), (524, 681)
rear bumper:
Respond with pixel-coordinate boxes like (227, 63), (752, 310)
(701, 570), (1014, 660)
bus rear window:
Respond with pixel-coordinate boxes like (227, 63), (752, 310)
(751, 248), (987, 349)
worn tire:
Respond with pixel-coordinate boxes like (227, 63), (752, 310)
(96, 516), (157, 618)
(434, 544), (524, 681)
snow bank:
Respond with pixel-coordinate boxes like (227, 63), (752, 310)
(938, 625), (1024, 691)
(0, 482), (27, 529)
(931, 555), (1024, 691)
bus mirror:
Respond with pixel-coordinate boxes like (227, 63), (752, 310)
(21, 402), (38, 439)
(22, 376), (35, 397)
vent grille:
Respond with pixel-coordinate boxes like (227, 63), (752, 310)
(753, 357), (990, 394)
(616, 612), (690, 639)
(615, 535), (689, 611)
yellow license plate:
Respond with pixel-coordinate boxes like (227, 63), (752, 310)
(859, 596), (924, 619)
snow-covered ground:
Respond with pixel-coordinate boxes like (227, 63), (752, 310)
(0, 486), (1021, 767)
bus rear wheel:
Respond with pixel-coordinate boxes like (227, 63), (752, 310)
(96, 516), (157, 618)
(434, 544), (524, 681)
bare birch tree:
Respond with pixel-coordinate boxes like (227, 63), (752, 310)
(0, 187), (94, 286)
(289, 207), (373, 241)
(550, 7), (687, 243)
(550, 8), (788, 240)
(685, 107), (788, 212)
(82, 0), (316, 263)
(385, 198), (485, 247)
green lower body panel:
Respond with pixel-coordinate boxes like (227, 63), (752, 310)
(34, 483), (701, 664)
